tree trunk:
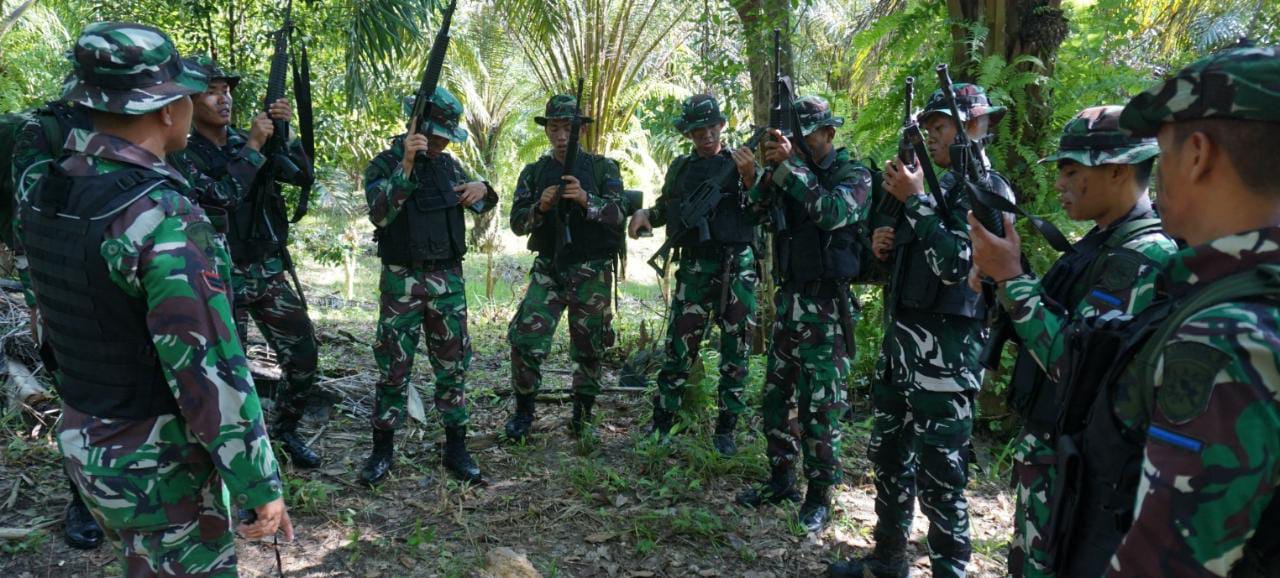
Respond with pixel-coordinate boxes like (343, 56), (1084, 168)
(947, 0), (1068, 202)
(733, 0), (790, 355)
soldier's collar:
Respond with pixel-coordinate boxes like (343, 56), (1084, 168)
(1165, 227), (1280, 296)
(813, 147), (838, 170)
(64, 129), (189, 187)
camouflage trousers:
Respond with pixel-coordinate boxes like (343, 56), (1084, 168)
(233, 270), (318, 428)
(1009, 430), (1056, 578)
(655, 247), (757, 415)
(870, 321), (978, 578)
(761, 286), (853, 486)
(372, 264), (473, 430)
(508, 257), (615, 398)
(63, 448), (237, 577)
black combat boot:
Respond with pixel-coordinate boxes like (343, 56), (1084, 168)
(827, 534), (910, 578)
(648, 397), (673, 442)
(274, 416), (321, 468)
(569, 394), (595, 438)
(712, 411), (738, 457)
(63, 480), (102, 550)
(799, 483), (832, 533)
(504, 393), (536, 442)
(442, 425), (483, 484)
(360, 429), (395, 486)
(736, 463), (802, 507)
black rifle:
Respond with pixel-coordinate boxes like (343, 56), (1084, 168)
(646, 131), (766, 278)
(552, 78), (587, 272)
(248, 0), (313, 309)
(880, 77), (947, 221)
(407, 0), (456, 156)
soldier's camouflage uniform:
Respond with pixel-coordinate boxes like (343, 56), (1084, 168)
(998, 106), (1175, 578)
(1098, 44), (1280, 578)
(167, 55), (318, 438)
(364, 136), (496, 430)
(508, 100), (625, 404)
(24, 24), (282, 576)
(648, 95), (757, 421)
(746, 103), (871, 489)
(865, 84), (1007, 578)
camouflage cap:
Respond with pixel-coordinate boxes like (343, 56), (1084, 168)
(794, 95), (844, 136)
(674, 94), (727, 133)
(62, 22), (207, 115)
(918, 83), (1007, 126)
(1120, 43), (1280, 138)
(404, 86), (468, 143)
(535, 94), (593, 126)
(184, 55), (240, 91)
(1041, 105), (1160, 166)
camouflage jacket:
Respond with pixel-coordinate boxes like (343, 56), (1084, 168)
(1108, 227), (1280, 577)
(37, 130), (283, 510)
(509, 152), (625, 236)
(746, 148), (870, 233)
(168, 128), (266, 210)
(999, 200), (1177, 380)
(363, 135), (498, 229)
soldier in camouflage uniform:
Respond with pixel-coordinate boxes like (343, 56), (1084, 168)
(1002, 44), (1280, 578)
(166, 55), (322, 469)
(10, 101), (104, 549)
(504, 94), (626, 442)
(361, 87), (497, 486)
(734, 96), (871, 534)
(627, 94), (758, 456)
(830, 84), (1007, 578)
(967, 106), (1176, 577)
(19, 23), (291, 576)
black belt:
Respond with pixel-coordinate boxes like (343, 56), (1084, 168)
(408, 258), (461, 272)
(677, 243), (747, 261)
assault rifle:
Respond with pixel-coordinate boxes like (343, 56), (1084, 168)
(879, 77), (947, 221)
(935, 65), (1070, 370)
(405, 0), (475, 215)
(552, 78), (587, 272)
(761, 28), (816, 235)
(248, 0), (314, 309)
(646, 130), (766, 278)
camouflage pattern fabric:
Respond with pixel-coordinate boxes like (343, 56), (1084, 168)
(509, 153), (626, 238)
(1120, 44), (1280, 138)
(793, 95), (845, 136)
(746, 145), (871, 487)
(508, 257), (615, 398)
(1039, 106), (1159, 167)
(169, 129), (267, 215)
(372, 265), (473, 429)
(672, 94), (727, 133)
(654, 246), (757, 415)
(534, 93), (594, 125)
(62, 23), (207, 115)
(184, 54), (240, 90)
(233, 271), (318, 427)
(871, 169), (989, 578)
(918, 82), (1006, 126)
(998, 202), (1175, 578)
(40, 130), (281, 575)
(1105, 228), (1280, 577)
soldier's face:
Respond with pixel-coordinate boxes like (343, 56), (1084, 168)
(803, 126), (834, 158)
(1154, 124), (1190, 238)
(1054, 160), (1115, 221)
(167, 96), (194, 152)
(686, 122), (724, 158)
(545, 119), (582, 156)
(192, 80), (232, 129)
(426, 135), (449, 159)
(924, 116), (956, 167)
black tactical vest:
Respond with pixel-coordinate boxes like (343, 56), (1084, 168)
(1008, 215), (1164, 437)
(526, 154), (621, 263)
(887, 171), (999, 319)
(375, 154), (469, 266)
(774, 151), (862, 289)
(184, 132), (288, 264)
(667, 150), (754, 252)
(22, 165), (178, 419)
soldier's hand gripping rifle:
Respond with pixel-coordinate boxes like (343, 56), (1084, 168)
(552, 78), (586, 272)
(879, 77), (947, 222)
(935, 65), (1069, 370)
(761, 28), (818, 236)
(407, 0), (457, 162)
(249, 0), (314, 309)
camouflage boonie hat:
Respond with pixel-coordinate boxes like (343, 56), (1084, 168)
(184, 55), (239, 91)
(1120, 43), (1280, 138)
(404, 87), (468, 143)
(674, 94), (727, 133)
(535, 94), (593, 126)
(918, 83), (1007, 126)
(62, 22), (207, 115)
(794, 95), (844, 136)
(1041, 105), (1160, 166)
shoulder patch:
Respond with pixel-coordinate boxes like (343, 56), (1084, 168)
(1157, 341), (1232, 425)
(185, 219), (219, 259)
(1099, 251), (1144, 294)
